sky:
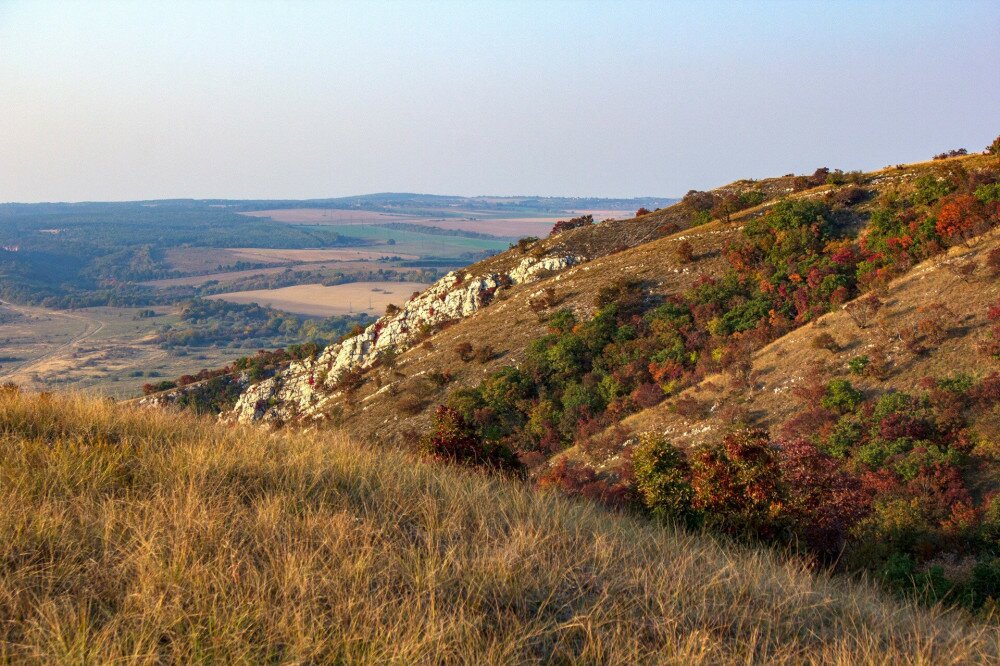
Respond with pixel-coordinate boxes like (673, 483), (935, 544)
(1, 0), (998, 202)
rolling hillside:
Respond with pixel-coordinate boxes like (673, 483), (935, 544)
(141, 144), (1000, 613)
(2, 389), (999, 663)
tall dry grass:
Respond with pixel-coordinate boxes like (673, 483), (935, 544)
(1, 390), (998, 664)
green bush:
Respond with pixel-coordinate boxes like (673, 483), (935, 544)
(633, 433), (694, 522)
(847, 355), (870, 375)
(821, 379), (864, 414)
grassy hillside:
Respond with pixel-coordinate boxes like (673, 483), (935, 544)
(2, 388), (999, 663)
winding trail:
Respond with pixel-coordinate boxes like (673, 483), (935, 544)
(0, 299), (106, 382)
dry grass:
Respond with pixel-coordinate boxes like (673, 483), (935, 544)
(2, 391), (999, 663)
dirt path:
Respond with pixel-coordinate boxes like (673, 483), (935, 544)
(0, 299), (106, 382)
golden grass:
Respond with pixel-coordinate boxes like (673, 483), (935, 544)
(2, 391), (999, 663)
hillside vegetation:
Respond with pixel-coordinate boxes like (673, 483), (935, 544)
(172, 146), (1000, 613)
(2, 388), (1000, 663)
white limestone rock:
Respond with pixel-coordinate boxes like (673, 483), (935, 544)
(223, 254), (583, 423)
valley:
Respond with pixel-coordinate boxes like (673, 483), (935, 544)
(1, 194), (669, 397)
(0, 302), (250, 397)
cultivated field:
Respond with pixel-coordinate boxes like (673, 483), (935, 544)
(0, 304), (250, 397)
(225, 247), (418, 263)
(207, 281), (427, 317)
(244, 207), (635, 238)
(142, 260), (391, 288)
(162, 246), (416, 274)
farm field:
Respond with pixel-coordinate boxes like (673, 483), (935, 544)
(0, 303), (248, 397)
(207, 281), (427, 316)
(225, 247), (419, 263)
(142, 260), (393, 288)
(244, 207), (637, 238)
(161, 246), (416, 274)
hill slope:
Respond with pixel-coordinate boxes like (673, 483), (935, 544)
(2, 389), (999, 663)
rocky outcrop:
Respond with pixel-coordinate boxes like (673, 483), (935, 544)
(223, 253), (584, 424)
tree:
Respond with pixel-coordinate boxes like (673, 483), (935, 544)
(986, 135), (1000, 155)
(635, 207), (651, 217)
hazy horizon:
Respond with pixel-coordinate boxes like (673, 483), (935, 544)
(2, 0), (998, 203)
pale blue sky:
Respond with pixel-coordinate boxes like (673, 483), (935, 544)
(1, 0), (998, 202)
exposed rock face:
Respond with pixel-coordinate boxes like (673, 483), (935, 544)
(223, 254), (584, 424)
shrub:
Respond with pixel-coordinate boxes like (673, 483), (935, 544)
(847, 355), (870, 375)
(987, 248), (1000, 278)
(635, 207), (651, 217)
(844, 295), (882, 329)
(550, 214), (593, 236)
(455, 342), (475, 362)
(675, 240), (695, 264)
(916, 303), (957, 345)
(779, 438), (869, 555)
(988, 135), (1000, 155)
(515, 236), (539, 253)
(595, 278), (645, 316)
(376, 345), (399, 369)
(537, 458), (631, 507)
(982, 298), (1000, 359)
(474, 345), (496, 364)
(396, 394), (426, 416)
(142, 380), (177, 395)
(933, 148), (968, 160)
(827, 186), (868, 207)
(385, 303), (401, 317)
(812, 332), (840, 353)
(632, 433), (694, 521)
(791, 176), (811, 192)
(822, 379), (863, 414)
(913, 174), (955, 206)
(690, 429), (785, 538)
(421, 405), (519, 471)
(630, 382), (663, 409)
(936, 194), (985, 244)
(547, 309), (577, 335)
(682, 190), (716, 213)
